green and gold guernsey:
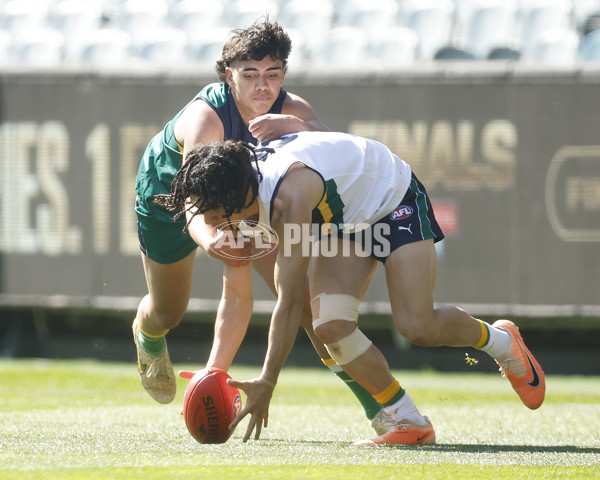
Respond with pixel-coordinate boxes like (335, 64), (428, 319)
(135, 82), (287, 226)
(254, 132), (413, 233)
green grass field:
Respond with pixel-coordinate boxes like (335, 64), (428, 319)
(1, 359), (599, 479)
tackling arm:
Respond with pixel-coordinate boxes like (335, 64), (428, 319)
(175, 100), (252, 265)
(248, 92), (328, 142)
(173, 100), (254, 382)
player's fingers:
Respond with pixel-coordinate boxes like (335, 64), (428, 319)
(242, 419), (255, 443)
(248, 116), (263, 129)
(227, 378), (246, 391)
(254, 421), (262, 441)
(229, 406), (248, 430)
(250, 129), (262, 141)
(178, 370), (195, 379)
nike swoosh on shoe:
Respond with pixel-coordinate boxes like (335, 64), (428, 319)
(525, 352), (540, 387)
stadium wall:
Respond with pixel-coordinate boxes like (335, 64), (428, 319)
(1, 65), (599, 323)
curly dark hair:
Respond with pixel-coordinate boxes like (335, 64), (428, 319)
(153, 141), (263, 232)
(215, 18), (292, 82)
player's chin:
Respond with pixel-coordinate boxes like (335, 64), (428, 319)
(252, 100), (273, 112)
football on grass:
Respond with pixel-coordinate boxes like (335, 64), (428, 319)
(182, 367), (242, 444)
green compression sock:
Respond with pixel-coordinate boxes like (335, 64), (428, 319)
(138, 328), (166, 356)
(323, 359), (382, 420)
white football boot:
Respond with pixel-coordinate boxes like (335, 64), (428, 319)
(132, 319), (176, 404)
(369, 408), (396, 435)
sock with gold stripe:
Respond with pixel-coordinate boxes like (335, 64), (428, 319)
(374, 378), (405, 406)
(322, 359), (383, 420)
(138, 325), (167, 356)
(474, 319), (512, 361)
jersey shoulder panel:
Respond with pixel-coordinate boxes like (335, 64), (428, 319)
(198, 83), (228, 108)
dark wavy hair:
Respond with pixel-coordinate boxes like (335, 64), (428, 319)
(153, 141), (262, 232)
(216, 18), (292, 82)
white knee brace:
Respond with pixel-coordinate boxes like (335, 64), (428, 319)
(311, 293), (372, 365)
(326, 328), (372, 365)
(311, 293), (360, 330)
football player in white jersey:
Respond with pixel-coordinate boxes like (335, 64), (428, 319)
(155, 131), (546, 445)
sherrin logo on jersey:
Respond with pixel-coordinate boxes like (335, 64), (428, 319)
(390, 205), (413, 221)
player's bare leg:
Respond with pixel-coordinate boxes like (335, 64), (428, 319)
(138, 250), (195, 333)
(385, 239), (544, 409)
(309, 239), (431, 443)
(133, 250), (196, 403)
(254, 244), (388, 431)
(384, 240), (481, 347)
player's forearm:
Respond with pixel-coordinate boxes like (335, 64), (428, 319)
(206, 295), (253, 370)
(299, 117), (328, 133)
(259, 298), (304, 385)
(207, 263), (254, 369)
(282, 116), (327, 134)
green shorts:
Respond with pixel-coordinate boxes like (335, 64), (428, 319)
(135, 131), (198, 264)
(135, 198), (198, 264)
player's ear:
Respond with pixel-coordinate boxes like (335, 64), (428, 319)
(225, 67), (233, 86)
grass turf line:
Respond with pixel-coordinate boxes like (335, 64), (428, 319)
(0, 359), (599, 479)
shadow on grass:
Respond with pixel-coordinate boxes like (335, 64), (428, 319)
(423, 444), (600, 455)
(263, 439), (600, 455)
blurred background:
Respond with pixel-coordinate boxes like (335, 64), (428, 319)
(0, 0), (599, 374)
(1, 0), (600, 67)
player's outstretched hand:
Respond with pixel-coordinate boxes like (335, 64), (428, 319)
(227, 377), (275, 442)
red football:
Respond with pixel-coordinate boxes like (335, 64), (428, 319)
(182, 367), (242, 444)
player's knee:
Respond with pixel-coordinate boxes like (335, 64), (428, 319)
(311, 293), (360, 343)
(139, 294), (184, 331)
(395, 313), (438, 346)
(310, 292), (373, 365)
(403, 329), (435, 346)
(324, 327), (372, 366)
(313, 320), (355, 344)
(152, 308), (184, 331)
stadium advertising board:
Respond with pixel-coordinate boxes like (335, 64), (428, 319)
(0, 69), (598, 315)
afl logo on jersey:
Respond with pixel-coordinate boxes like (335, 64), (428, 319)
(390, 205), (413, 221)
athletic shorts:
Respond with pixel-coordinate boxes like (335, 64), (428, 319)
(342, 173), (444, 263)
(134, 130), (198, 264)
(135, 197), (198, 264)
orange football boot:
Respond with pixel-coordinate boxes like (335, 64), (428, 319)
(354, 417), (435, 446)
(494, 319), (545, 409)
